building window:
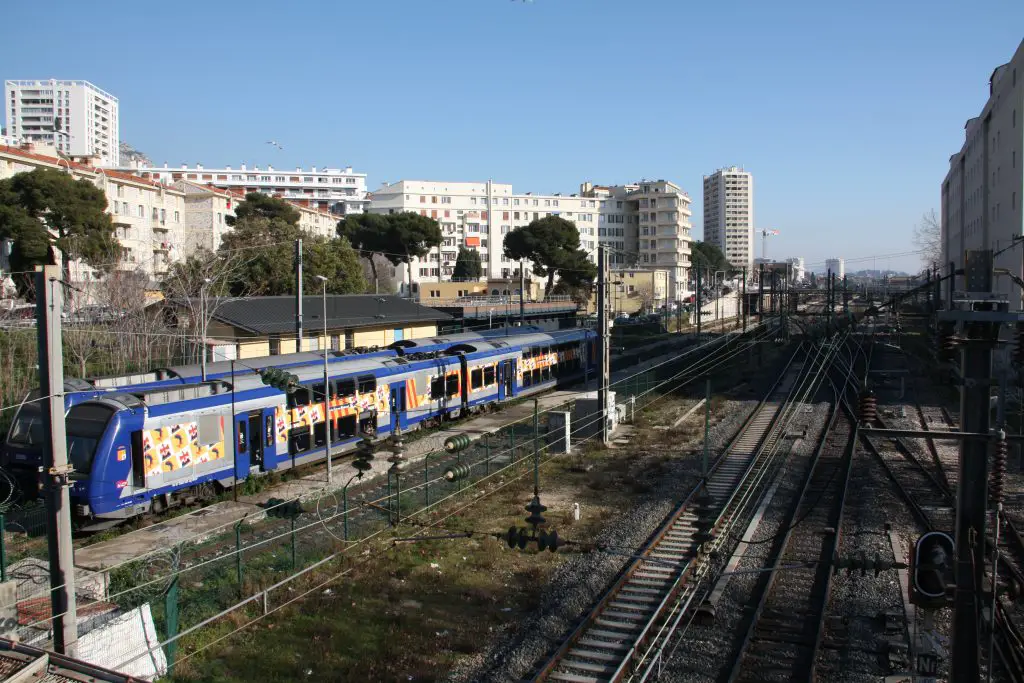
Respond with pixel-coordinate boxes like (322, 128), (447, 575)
(174, 210), (180, 223)
(344, 329), (354, 349)
(268, 334), (281, 356)
(137, 204), (144, 217)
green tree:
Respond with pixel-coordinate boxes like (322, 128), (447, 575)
(690, 240), (731, 274)
(337, 212), (392, 283)
(452, 246), (483, 280)
(384, 212), (443, 273)
(218, 216), (365, 296)
(0, 168), (120, 295)
(337, 212), (442, 285)
(225, 192), (300, 227)
(504, 216), (588, 295)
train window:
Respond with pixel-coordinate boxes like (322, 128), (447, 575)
(131, 431), (145, 488)
(237, 422), (247, 453)
(8, 404), (44, 445)
(542, 366), (551, 381)
(430, 376), (445, 400)
(265, 416), (274, 447)
(532, 369), (542, 384)
(523, 371), (532, 387)
(288, 388), (312, 409)
(358, 375), (376, 394)
(314, 422), (327, 447)
(338, 415), (358, 439)
(290, 427), (311, 454)
(483, 366), (496, 386)
(471, 368), (483, 390)
(446, 373), (459, 397)
(338, 379), (356, 398)
(198, 415), (221, 446)
(312, 382), (327, 402)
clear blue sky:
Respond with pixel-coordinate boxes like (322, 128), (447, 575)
(3, 1), (1022, 274)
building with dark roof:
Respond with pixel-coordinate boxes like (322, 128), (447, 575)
(167, 295), (452, 360)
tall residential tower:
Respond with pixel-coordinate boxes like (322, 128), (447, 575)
(4, 80), (119, 166)
(702, 167), (753, 269)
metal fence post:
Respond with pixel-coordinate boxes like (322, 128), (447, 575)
(0, 512), (6, 583)
(164, 574), (179, 676)
(484, 434), (491, 476)
(235, 521), (243, 596)
(290, 516), (297, 570)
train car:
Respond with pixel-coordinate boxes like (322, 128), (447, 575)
(1, 328), (536, 484)
(67, 328), (595, 521)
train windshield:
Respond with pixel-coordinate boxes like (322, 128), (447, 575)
(8, 403), (44, 446)
(65, 404), (114, 474)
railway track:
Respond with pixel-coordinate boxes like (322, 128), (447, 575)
(531, 341), (843, 683)
(726, 403), (856, 681)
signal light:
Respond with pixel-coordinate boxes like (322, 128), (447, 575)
(910, 531), (954, 608)
(260, 368), (300, 394)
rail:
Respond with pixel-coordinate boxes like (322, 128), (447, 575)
(532, 341), (817, 682)
(726, 358), (858, 681)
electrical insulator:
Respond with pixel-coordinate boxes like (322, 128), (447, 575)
(939, 322), (957, 362)
(859, 390), (877, 424)
(388, 433), (407, 472)
(443, 463), (472, 482)
(352, 435), (376, 473)
(536, 529), (562, 553)
(991, 437), (1008, 505)
(524, 495), (547, 528)
(444, 435), (471, 453)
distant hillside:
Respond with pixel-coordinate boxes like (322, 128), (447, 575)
(119, 141), (151, 166)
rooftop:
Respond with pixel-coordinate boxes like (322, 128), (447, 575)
(185, 295), (451, 335)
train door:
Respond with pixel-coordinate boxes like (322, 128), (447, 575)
(502, 359), (515, 398)
(234, 415), (251, 479)
(247, 411), (264, 471)
(390, 384), (406, 433)
(260, 407), (278, 470)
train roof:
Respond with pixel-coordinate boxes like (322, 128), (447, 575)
(87, 347), (393, 389)
(90, 327), (594, 411)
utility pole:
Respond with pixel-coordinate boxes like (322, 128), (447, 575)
(696, 268), (702, 338)
(519, 259), (526, 325)
(597, 246), (609, 446)
(947, 250), (999, 683)
(742, 266), (747, 332)
(35, 265), (77, 655)
(758, 263), (765, 325)
(295, 238), (304, 350)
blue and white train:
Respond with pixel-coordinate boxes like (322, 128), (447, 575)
(1, 327), (547, 485)
(54, 328), (595, 521)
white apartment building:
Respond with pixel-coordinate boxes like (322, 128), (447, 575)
(824, 258), (845, 279)
(702, 167), (754, 269)
(121, 162), (368, 215)
(0, 144), (340, 282)
(368, 180), (599, 286)
(0, 144), (185, 277)
(941, 39), (1024, 309)
(582, 180), (693, 299)
(786, 257), (806, 282)
(4, 80), (119, 166)
(170, 181), (337, 252)
(369, 178), (693, 299)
